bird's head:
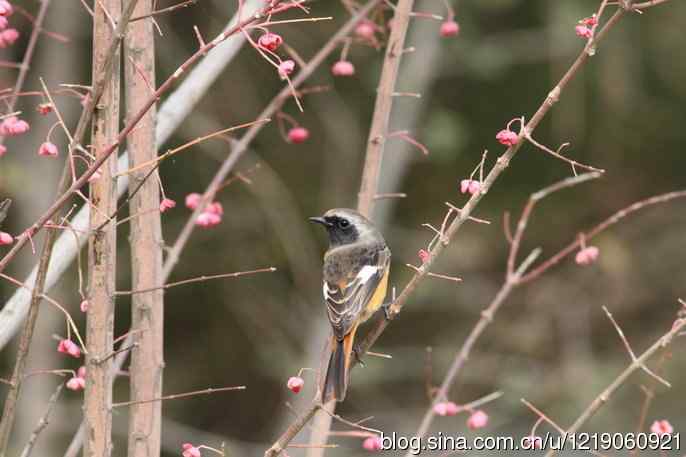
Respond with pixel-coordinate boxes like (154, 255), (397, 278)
(309, 208), (377, 247)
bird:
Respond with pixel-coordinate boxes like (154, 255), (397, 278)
(309, 208), (391, 402)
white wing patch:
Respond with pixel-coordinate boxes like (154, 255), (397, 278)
(357, 265), (380, 283)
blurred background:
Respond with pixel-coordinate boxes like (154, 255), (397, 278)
(1, 0), (685, 455)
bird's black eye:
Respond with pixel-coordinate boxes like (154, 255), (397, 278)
(338, 218), (350, 229)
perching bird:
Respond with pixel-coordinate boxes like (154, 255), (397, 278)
(309, 208), (391, 402)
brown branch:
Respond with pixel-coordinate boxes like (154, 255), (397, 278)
(83, 0), (121, 455)
(543, 315), (686, 457)
(113, 386), (246, 408)
(125, 3), (163, 456)
(519, 190), (686, 283)
(357, 0), (415, 216)
(18, 384), (64, 457)
(130, 0), (197, 21)
(113, 267), (277, 295)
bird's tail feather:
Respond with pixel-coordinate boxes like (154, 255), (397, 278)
(322, 326), (357, 403)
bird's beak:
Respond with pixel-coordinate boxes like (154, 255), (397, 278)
(309, 216), (332, 227)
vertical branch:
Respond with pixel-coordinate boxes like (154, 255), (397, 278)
(356, 0), (415, 217)
(0, 2), (54, 455)
(84, 0), (122, 455)
(124, 1), (164, 456)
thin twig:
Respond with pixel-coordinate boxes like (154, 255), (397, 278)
(19, 384), (64, 457)
(113, 386), (246, 407)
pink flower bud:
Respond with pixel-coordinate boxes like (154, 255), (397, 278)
(78, 366), (86, 378)
(418, 249), (430, 264)
(159, 198), (176, 213)
(440, 20), (460, 37)
(466, 410), (488, 430)
(66, 376), (86, 391)
(258, 32), (283, 51)
(575, 25), (592, 39)
(286, 376), (304, 393)
(278, 59), (295, 79)
(575, 246), (599, 266)
(80, 299), (89, 312)
(182, 443), (202, 457)
(0, 144), (6, 157)
(37, 103), (53, 115)
(362, 436), (382, 451)
(287, 127), (309, 144)
(57, 339), (81, 358)
(38, 142), (59, 157)
(496, 129), (518, 147)
(522, 435), (543, 450)
(331, 60), (355, 77)
(0, 116), (29, 136)
(0, 1), (12, 17)
(650, 420), (673, 436)
(185, 193), (202, 210)
(206, 202), (223, 216)
(355, 20), (376, 40)
(0, 231), (13, 245)
(0, 28), (18, 47)
(433, 401), (459, 416)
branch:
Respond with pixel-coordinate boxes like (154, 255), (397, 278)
(112, 385), (246, 408)
(542, 313), (686, 457)
(18, 384), (64, 457)
(0, 0), (261, 351)
(357, 0), (415, 216)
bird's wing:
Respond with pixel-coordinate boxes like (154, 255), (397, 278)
(323, 248), (390, 341)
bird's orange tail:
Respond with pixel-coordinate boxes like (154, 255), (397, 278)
(322, 325), (358, 403)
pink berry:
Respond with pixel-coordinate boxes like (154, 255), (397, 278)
(0, 1), (12, 17)
(182, 443), (202, 457)
(195, 212), (221, 228)
(460, 179), (481, 195)
(77, 366), (87, 378)
(433, 401), (459, 416)
(258, 32), (283, 51)
(418, 249), (430, 264)
(362, 436), (382, 451)
(575, 25), (592, 39)
(355, 20), (376, 40)
(80, 299), (89, 312)
(185, 193), (202, 210)
(0, 28), (19, 47)
(159, 198), (176, 213)
(650, 420), (673, 436)
(575, 246), (599, 266)
(57, 339), (81, 358)
(331, 60), (355, 77)
(440, 20), (460, 37)
(286, 376), (305, 393)
(0, 231), (13, 245)
(38, 142), (59, 157)
(287, 127), (309, 144)
(278, 59), (295, 79)
(66, 376), (86, 391)
(496, 129), (518, 147)
(206, 201), (223, 216)
(37, 103), (53, 115)
(0, 144), (6, 157)
(466, 410), (488, 430)
(0, 16), (7, 30)
(582, 15), (598, 26)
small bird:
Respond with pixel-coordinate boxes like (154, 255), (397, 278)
(309, 208), (391, 402)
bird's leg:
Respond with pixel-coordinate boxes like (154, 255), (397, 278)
(352, 345), (366, 367)
(382, 302), (393, 320)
